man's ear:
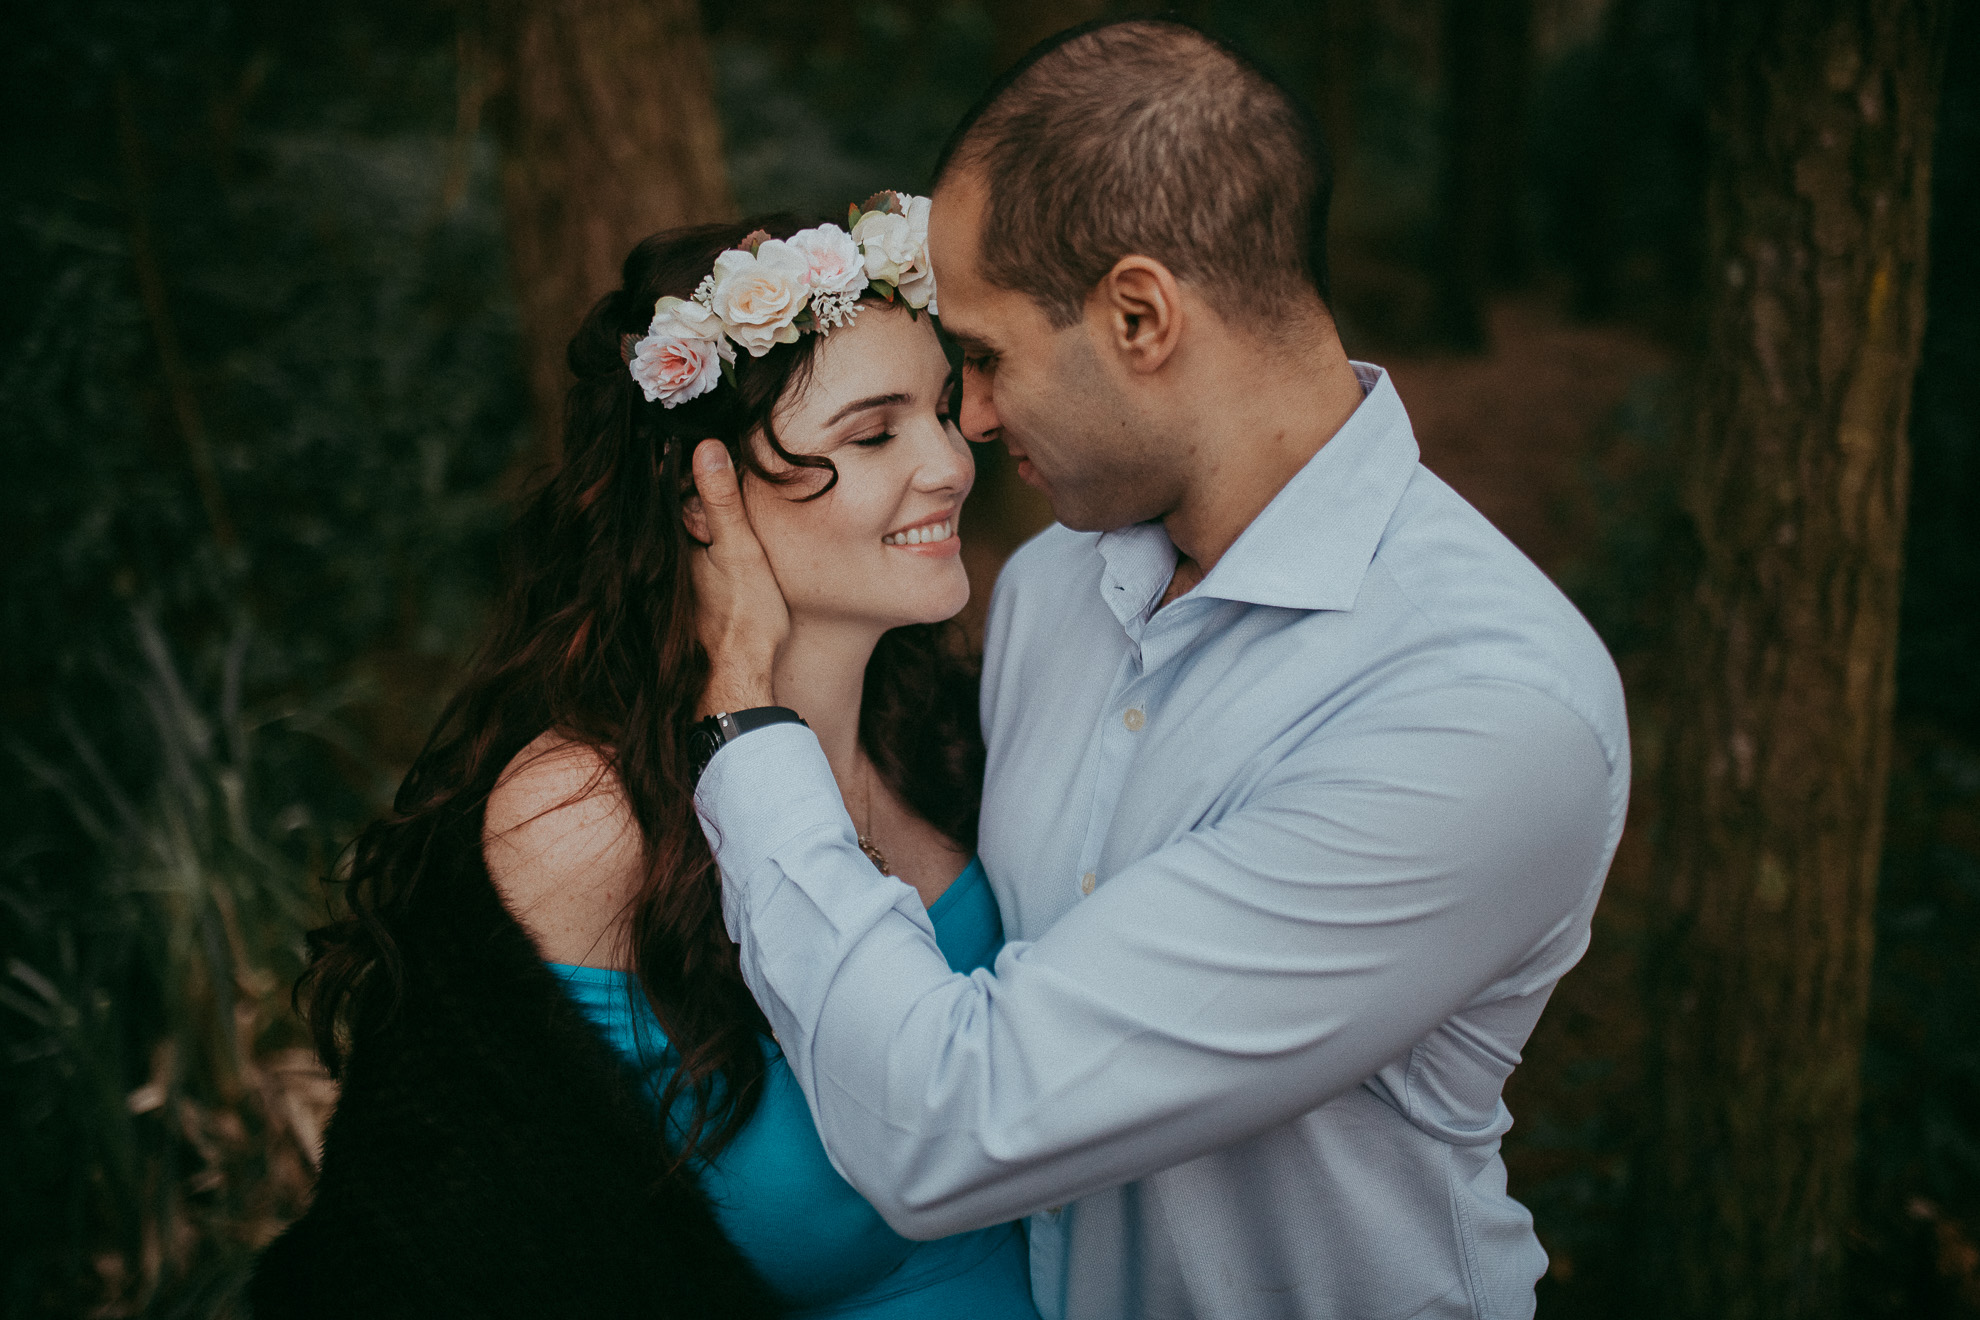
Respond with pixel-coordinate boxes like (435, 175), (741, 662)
(1092, 255), (1184, 375)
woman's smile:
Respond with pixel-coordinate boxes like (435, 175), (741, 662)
(881, 508), (962, 554)
(742, 302), (975, 627)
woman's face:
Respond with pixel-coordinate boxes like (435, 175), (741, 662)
(740, 304), (974, 634)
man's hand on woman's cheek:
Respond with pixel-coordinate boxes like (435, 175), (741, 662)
(689, 439), (788, 717)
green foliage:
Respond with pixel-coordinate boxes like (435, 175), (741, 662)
(5, 618), (337, 1317)
(1, 1), (524, 1311)
(707, 0), (998, 213)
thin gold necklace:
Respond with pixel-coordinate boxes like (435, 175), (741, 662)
(858, 760), (892, 875)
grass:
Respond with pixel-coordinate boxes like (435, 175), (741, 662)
(3, 614), (336, 1318)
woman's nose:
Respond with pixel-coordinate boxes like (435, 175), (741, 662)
(911, 418), (975, 496)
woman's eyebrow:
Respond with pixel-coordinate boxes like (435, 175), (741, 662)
(822, 392), (910, 428)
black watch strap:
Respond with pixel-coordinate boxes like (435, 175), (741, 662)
(690, 706), (807, 784)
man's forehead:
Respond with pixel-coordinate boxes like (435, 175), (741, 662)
(929, 175), (988, 271)
(936, 310), (994, 350)
(928, 186), (998, 346)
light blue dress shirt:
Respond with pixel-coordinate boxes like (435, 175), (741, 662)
(696, 363), (1630, 1320)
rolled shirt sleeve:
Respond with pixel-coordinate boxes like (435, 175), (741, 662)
(698, 677), (1613, 1240)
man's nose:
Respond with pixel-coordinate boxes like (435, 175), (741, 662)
(959, 368), (999, 446)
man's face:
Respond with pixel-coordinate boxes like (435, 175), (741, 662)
(928, 174), (1183, 532)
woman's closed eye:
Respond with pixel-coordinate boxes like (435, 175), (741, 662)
(852, 431), (896, 448)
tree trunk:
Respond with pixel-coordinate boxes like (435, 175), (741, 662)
(487, 0), (734, 458)
(1432, 0), (1532, 351)
(1642, 2), (1948, 1317)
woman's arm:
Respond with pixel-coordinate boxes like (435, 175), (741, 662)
(483, 735), (645, 968)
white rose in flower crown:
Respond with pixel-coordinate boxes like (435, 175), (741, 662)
(786, 224), (869, 298)
(894, 260), (937, 312)
(894, 196), (938, 310)
(857, 195), (937, 310)
(851, 198), (919, 285)
(647, 294), (732, 349)
(706, 239), (812, 356)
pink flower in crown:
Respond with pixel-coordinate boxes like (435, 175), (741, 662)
(628, 296), (732, 408)
(786, 224), (869, 299)
(705, 239), (813, 356)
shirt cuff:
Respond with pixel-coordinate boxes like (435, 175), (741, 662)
(693, 720), (855, 937)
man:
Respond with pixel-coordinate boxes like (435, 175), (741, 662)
(687, 18), (1628, 1320)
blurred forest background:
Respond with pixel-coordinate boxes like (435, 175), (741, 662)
(1, 1), (1973, 1317)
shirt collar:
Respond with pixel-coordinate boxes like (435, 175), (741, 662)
(1091, 363), (1420, 627)
(1193, 362), (1419, 612)
(1093, 521), (1175, 634)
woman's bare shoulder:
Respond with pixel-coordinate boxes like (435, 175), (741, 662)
(483, 733), (643, 967)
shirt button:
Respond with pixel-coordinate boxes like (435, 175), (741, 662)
(1123, 707), (1145, 731)
(1081, 871), (1097, 895)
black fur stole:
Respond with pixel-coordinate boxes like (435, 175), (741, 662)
(250, 833), (781, 1319)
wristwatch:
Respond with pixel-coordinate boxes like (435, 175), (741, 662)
(688, 706), (808, 784)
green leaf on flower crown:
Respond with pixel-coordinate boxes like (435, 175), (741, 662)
(859, 190), (900, 216)
(870, 279), (897, 301)
(720, 356), (737, 388)
(848, 203), (863, 230)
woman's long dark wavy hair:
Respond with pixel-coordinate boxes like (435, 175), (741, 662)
(299, 214), (985, 1165)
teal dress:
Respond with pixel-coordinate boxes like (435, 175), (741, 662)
(549, 859), (1038, 1320)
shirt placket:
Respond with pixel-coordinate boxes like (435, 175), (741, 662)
(1072, 645), (1145, 900)
(1072, 591), (1209, 901)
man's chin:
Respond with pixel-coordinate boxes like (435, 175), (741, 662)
(1046, 499), (1127, 535)
(1044, 485), (1170, 535)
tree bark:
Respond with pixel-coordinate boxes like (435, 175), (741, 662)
(1642, 2), (1948, 1316)
(487, 0), (734, 457)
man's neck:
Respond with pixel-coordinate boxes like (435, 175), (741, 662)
(1157, 551), (1205, 611)
(1159, 340), (1365, 584)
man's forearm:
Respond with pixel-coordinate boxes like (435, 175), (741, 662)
(700, 685), (1617, 1237)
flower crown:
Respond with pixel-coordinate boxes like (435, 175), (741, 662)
(625, 190), (938, 409)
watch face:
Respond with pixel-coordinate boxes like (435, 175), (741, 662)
(688, 723), (723, 776)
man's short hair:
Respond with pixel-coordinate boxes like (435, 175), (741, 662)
(935, 18), (1332, 331)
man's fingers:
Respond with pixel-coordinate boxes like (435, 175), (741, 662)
(692, 440), (750, 547)
(684, 439), (788, 715)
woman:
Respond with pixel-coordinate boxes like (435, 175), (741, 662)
(252, 200), (1039, 1320)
